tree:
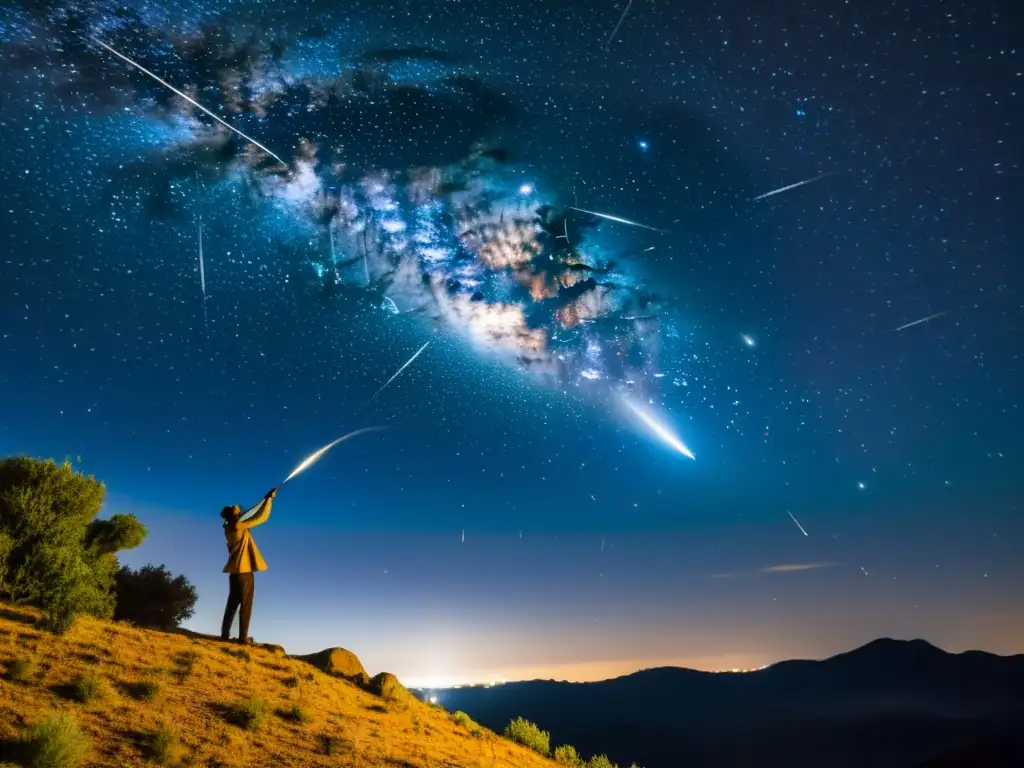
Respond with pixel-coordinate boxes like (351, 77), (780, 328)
(0, 457), (147, 632)
(114, 564), (197, 630)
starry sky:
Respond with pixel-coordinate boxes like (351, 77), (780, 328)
(1, 0), (1021, 688)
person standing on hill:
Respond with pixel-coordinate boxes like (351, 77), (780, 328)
(220, 487), (276, 644)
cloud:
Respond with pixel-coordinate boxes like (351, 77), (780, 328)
(760, 562), (838, 574)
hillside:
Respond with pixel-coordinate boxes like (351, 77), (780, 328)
(438, 639), (1024, 768)
(0, 602), (556, 768)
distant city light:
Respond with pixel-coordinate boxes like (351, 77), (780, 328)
(428, 695), (438, 704)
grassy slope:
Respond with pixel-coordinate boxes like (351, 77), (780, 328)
(0, 602), (555, 768)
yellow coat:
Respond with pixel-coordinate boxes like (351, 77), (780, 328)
(223, 497), (272, 574)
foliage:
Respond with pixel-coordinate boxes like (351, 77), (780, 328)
(0, 457), (147, 633)
(113, 564), (197, 630)
(6, 657), (33, 682)
(503, 716), (550, 756)
(277, 703), (310, 723)
(147, 723), (177, 764)
(318, 734), (342, 755)
(451, 710), (474, 727)
(225, 697), (269, 731)
(554, 744), (586, 767)
(21, 714), (89, 768)
(587, 755), (618, 768)
(122, 679), (161, 701)
(73, 673), (106, 702)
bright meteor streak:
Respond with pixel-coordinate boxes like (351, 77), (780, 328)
(623, 397), (695, 459)
(369, 341), (431, 402)
(281, 427), (386, 485)
(753, 171), (839, 201)
(94, 40), (287, 166)
(787, 510), (809, 537)
(893, 310), (947, 332)
(568, 206), (665, 233)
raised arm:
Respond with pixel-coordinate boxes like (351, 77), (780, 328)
(238, 489), (276, 530)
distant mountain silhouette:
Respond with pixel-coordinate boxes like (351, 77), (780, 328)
(434, 639), (1024, 768)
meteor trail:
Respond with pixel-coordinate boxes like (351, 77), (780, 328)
(786, 510), (809, 537)
(568, 206), (665, 233)
(893, 310), (947, 332)
(605, 0), (634, 50)
(280, 427), (386, 485)
(623, 397), (695, 459)
(197, 218), (207, 328)
(753, 171), (840, 201)
(94, 40), (287, 166)
(368, 341), (431, 402)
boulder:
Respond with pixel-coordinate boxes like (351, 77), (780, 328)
(369, 671), (411, 703)
(294, 647), (367, 680)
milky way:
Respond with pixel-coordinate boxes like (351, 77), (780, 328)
(6, 0), (668, 397)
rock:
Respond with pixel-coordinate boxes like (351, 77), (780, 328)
(259, 643), (286, 657)
(369, 671), (410, 703)
(293, 647), (367, 680)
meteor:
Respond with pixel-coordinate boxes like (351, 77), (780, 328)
(197, 218), (207, 329)
(368, 341), (431, 402)
(279, 427), (386, 485)
(568, 206), (665, 233)
(753, 171), (840, 201)
(94, 40), (287, 166)
(786, 510), (809, 537)
(892, 310), (947, 332)
(622, 397), (695, 459)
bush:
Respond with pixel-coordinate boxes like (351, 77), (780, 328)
(588, 756), (618, 768)
(224, 697), (268, 731)
(451, 711), (474, 727)
(0, 457), (147, 633)
(172, 651), (199, 682)
(503, 717), (550, 756)
(6, 658), (33, 682)
(113, 564), (197, 630)
(277, 703), (310, 723)
(21, 714), (89, 768)
(147, 723), (177, 764)
(554, 744), (586, 767)
(319, 734), (341, 755)
(122, 679), (161, 701)
(73, 674), (105, 702)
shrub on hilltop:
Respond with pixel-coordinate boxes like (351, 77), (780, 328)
(503, 716), (550, 756)
(114, 564), (198, 630)
(554, 744), (586, 767)
(0, 457), (147, 632)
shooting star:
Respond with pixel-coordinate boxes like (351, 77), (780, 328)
(568, 206), (665, 233)
(605, 0), (634, 50)
(197, 219), (207, 328)
(461, 529), (465, 543)
(280, 427), (386, 485)
(94, 40), (287, 166)
(623, 397), (695, 459)
(893, 310), (947, 332)
(786, 510), (809, 537)
(753, 171), (840, 201)
(368, 341), (431, 402)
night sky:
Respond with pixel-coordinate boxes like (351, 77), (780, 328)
(1, 0), (1021, 688)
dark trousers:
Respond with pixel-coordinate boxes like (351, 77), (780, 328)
(221, 572), (255, 642)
